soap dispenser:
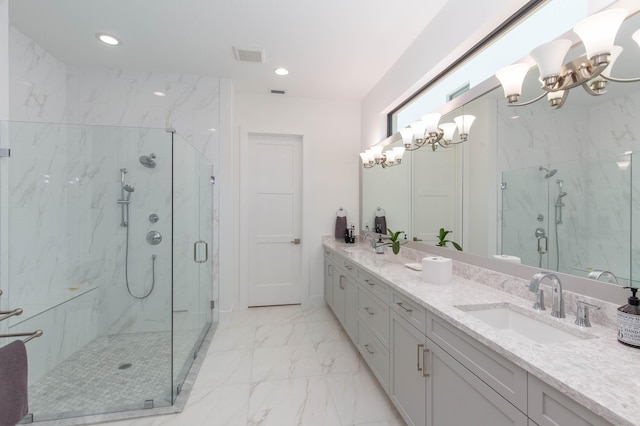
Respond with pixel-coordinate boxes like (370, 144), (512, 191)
(617, 286), (640, 348)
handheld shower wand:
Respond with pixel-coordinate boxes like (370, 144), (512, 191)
(118, 169), (135, 226)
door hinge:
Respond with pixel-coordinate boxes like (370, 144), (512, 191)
(0, 148), (10, 157)
(210, 176), (215, 184)
(210, 300), (215, 309)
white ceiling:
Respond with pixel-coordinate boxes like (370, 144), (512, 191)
(9, 0), (449, 101)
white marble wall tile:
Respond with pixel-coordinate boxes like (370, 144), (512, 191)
(9, 28), (67, 123)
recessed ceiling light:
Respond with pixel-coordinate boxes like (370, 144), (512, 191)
(96, 33), (120, 46)
(153, 91), (166, 97)
(274, 68), (289, 76)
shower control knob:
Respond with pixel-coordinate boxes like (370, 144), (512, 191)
(149, 213), (159, 223)
(146, 231), (162, 245)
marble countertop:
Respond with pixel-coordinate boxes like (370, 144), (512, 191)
(323, 238), (640, 426)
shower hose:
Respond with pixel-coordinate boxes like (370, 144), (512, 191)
(125, 216), (156, 299)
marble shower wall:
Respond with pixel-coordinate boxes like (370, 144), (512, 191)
(497, 86), (640, 284)
(4, 26), (220, 381)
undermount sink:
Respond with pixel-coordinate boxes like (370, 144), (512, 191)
(456, 303), (593, 345)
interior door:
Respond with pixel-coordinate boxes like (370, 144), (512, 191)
(247, 133), (302, 306)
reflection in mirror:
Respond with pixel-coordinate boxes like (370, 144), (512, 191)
(411, 107), (464, 247)
(366, 4), (640, 288)
(360, 137), (411, 237)
(501, 154), (632, 285)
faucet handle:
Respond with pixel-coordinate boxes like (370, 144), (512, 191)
(532, 289), (546, 311)
(575, 300), (600, 327)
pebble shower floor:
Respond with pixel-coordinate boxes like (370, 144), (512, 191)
(28, 330), (200, 421)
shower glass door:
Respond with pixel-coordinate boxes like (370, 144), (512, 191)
(0, 121), (174, 421)
(171, 133), (213, 400)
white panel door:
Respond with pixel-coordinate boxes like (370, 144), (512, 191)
(248, 133), (302, 306)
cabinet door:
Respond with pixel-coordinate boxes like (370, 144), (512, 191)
(345, 274), (358, 341)
(332, 269), (347, 325)
(324, 256), (334, 308)
(528, 375), (613, 426)
(390, 311), (427, 426)
(426, 339), (528, 426)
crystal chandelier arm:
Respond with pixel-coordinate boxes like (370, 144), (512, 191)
(506, 92), (547, 107)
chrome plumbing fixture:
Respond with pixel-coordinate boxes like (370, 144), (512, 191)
(575, 300), (600, 327)
(119, 169), (135, 227)
(587, 269), (619, 284)
(539, 166), (557, 178)
(139, 153), (156, 168)
(529, 272), (564, 318)
(555, 179), (568, 225)
(118, 166), (155, 299)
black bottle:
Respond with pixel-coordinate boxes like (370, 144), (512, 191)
(617, 287), (640, 348)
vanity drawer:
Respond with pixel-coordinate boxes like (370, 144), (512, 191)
(340, 258), (358, 278)
(391, 291), (426, 334)
(357, 321), (390, 392)
(427, 312), (527, 412)
(358, 287), (390, 349)
(358, 270), (389, 303)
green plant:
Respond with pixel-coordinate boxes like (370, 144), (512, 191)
(436, 228), (462, 251)
(381, 228), (404, 255)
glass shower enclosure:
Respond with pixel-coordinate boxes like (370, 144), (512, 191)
(0, 121), (214, 422)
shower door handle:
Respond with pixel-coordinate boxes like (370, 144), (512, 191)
(193, 240), (208, 263)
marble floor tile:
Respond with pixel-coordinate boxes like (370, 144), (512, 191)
(316, 338), (363, 375)
(326, 370), (402, 425)
(194, 348), (253, 388)
(254, 322), (311, 348)
(306, 319), (349, 344)
(85, 305), (406, 426)
(304, 305), (337, 323)
(209, 325), (256, 352)
(252, 304), (306, 324)
(252, 343), (323, 382)
(247, 377), (342, 426)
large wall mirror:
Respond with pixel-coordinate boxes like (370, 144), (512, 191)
(361, 1), (640, 288)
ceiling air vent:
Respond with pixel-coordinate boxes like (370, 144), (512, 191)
(233, 47), (265, 63)
(270, 90), (286, 95)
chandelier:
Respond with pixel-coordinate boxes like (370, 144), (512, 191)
(359, 145), (406, 168)
(495, 8), (640, 109)
(402, 113), (476, 152)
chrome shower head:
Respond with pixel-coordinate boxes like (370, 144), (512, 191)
(139, 153), (156, 169)
(539, 166), (557, 178)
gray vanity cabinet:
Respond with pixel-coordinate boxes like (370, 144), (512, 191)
(528, 376), (612, 426)
(390, 310), (427, 426)
(323, 247), (612, 426)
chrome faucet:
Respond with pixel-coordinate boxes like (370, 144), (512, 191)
(587, 269), (618, 285)
(361, 232), (376, 250)
(529, 272), (564, 318)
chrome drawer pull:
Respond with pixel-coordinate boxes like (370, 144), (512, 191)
(339, 276), (345, 290)
(417, 344), (424, 371)
(423, 348), (430, 378)
(365, 279), (375, 286)
(397, 302), (413, 313)
(364, 307), (375, 315)
(364, 344), (375, 355)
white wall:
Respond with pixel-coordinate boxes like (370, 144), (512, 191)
(234, 93), (361, 308)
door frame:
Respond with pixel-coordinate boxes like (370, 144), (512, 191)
(239, 128), (308, 309)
